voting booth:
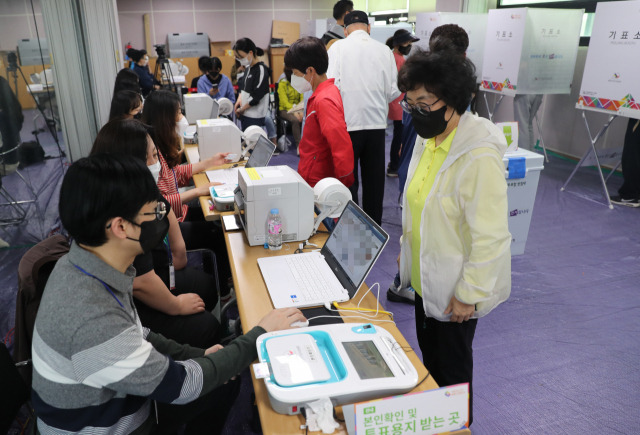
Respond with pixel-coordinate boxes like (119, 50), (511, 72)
(480, 8), (583, 96)
(415, 12), (487, 81)
(503, 149), (545, 256)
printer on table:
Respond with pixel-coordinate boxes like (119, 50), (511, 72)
(234, 165), (314, 246)
(197, 118), (242, 161)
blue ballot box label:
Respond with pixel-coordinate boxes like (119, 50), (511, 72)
(507, 156), (527, 179)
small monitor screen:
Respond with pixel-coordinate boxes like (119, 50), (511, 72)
(323, 203), (387, 289)
(343, 341), (394, 380)
(246, 135), (275, 168)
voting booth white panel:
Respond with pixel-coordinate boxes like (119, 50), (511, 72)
(414, 12), (488, 82)
(503, 149), (545, 256)
(481, 8), (582, 96)
(576, 0), (640, 120)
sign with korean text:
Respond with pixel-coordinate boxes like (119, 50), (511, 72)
(481, 8), (582, 96)
(516, 8), (583, 94)
(415, 13), (488, 82)
(351, 383), (468, 434)
(481, 8), (527, 95)
(577, 1), (640, 120)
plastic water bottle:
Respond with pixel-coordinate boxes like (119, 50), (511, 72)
(267, 208), (282, 250)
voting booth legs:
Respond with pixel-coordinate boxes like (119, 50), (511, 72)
(348, 129), (386, 226)
(415, 293), (477, 426)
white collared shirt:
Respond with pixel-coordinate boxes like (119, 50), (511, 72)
(327, 29), (401, 132)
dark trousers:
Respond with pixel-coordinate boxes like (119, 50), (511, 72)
(619, 118), (640, 199)
(181, 203), (232, 295)
(388, 120), (403, 171)
(348, 129), (386, 225)
(153, 376), (240, 435)
(135, 267), (221, 349)
(240, 115), (265, 131)
(415, 293), (477, 425)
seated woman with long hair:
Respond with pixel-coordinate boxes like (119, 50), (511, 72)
(90, 118), (221, 348)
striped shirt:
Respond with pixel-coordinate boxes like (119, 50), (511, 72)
(32, 242), (263, 433)
(156, 151), (191, 221)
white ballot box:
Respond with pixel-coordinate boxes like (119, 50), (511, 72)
(503, 149), (544, 255)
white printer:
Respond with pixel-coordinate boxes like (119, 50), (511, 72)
(234, 166), (314, 246)
(197, 118), (242, 161)
(183, 93), (219, 124)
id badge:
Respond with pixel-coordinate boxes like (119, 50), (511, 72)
(169, 264), (175, 290)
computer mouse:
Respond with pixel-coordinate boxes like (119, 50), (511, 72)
(290, 320), (309, 328)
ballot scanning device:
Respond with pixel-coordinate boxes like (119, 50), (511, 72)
(256, 323), (418, 415)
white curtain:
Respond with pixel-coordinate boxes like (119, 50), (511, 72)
(40, 0), (123, 161)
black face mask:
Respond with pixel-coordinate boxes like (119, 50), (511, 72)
(411, 105), (449, 139)
(398, 45), (412, 56)
(133, 112), (142, 120)
(126, 216), (169, 254)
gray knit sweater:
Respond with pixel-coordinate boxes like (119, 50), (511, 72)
(31, 242), (263, 434)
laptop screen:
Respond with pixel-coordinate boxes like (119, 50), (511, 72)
(246, 135), (276, 169)
(321, 201), (388, 295)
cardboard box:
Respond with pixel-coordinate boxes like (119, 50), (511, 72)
(211, 41), (233, 57)
(271, 21), (300, 45)
(269, 47), (288, 84)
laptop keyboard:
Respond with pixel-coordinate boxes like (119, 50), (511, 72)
(286, 255), (345, 303)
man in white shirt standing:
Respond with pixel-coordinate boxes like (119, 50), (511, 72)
(327, 10), (401, 225)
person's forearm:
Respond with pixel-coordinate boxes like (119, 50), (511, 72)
(167, 209), (187, 270)
(179, 186), (206, 204)
(133, 272), (181, 315)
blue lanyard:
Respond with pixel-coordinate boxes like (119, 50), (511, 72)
(171, 167), (179, 192)
(72, 264), (125, 309)
(163, 235), (172, 264)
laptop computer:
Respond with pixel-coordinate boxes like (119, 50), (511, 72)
(257, 200), (389, 309)
(206, 134), (276, 186)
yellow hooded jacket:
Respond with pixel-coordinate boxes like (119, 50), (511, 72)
(400, 112), (512, 321)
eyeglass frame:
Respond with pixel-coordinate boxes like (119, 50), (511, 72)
(105, 202), (167, 229)
(400, 97), (442, 115)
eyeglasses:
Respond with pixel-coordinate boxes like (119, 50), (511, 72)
(105, 202), (167, 229)
(141, 202), (167, 221)
(400, 98), (441, 115)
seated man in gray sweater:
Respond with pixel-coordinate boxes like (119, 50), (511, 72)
(31, 153), (305, 434)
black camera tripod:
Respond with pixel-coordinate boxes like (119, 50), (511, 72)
(153, 45), (177, 93)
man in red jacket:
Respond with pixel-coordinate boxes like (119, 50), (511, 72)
(284, 37), (354, 188)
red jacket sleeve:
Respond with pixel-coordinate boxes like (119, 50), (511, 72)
(316, 96), (354, 187)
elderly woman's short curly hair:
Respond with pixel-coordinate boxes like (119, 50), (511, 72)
(398, 48), (477, 115)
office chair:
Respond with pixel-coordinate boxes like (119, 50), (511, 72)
(0, 142), (44, 234)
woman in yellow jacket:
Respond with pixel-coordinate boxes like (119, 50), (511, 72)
(277, 67), (304, 153)
(397, 49), (511, 426)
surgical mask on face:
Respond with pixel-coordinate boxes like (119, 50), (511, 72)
(411, 105), (449, 139)
(176, 115), (189, 140)
(148, 160), (161, 184)
(239, 54), (251, 67)
(291, 73), (312, 94)
(126, 215), (169, 254)
(398, 45), (412, 56)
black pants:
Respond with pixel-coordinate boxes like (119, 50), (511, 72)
(415, 293), (477, 425)
(153, 376), (240, 435)
(135, 267), (221, 349)
(388, 120), (403, 171)
(180, 203), (232, 295)
(348, 129), (386, 225)
(619, 118), (640, 199)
